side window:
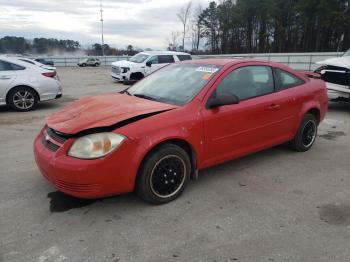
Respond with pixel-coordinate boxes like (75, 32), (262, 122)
(148, 56), (159, 64)
(275, 68), (305, 90)
(215, 66), (274, 101)
(177, 55), (192, 61)
(0, 60), (25, 71)
(158, 55), (175, 64)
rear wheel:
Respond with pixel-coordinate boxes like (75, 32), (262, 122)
(136, 144), (191, 204)
(289, 114), (318, 152)
(7, 86), (38, 112)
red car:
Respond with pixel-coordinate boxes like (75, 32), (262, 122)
(34, 59), (328, 204)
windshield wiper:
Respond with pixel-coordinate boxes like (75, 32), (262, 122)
(122, 89), (132, 95)
(133, 93), (159, 102)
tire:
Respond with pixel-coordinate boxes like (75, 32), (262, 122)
(136, 144), (191, 204)
(82, 63), (86, 67)
(289, 114), (318, 152)
(7, 86), (39, 112)
(130, 72), (144, 81)
(95, 63), (99, 67)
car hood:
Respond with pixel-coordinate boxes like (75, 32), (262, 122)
(316, 56), (350, 69)
(46, 93), (178, 134)
(111, 60), (139, 68)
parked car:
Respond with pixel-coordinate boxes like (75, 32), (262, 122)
(17, 57), (56, 71)
(315, 49), (350, 102)
(111, 51), (192, 83)
(34, 58), (54, 66)
(78, 58), (101, 67)
(0, 56), (62, 111)
(34, 59), (327, 204)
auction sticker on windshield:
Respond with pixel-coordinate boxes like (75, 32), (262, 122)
(196, 66), (220, 73)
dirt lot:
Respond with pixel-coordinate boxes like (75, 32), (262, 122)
(1, 67), (350, 262)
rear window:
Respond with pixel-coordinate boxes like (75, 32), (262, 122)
(177, 55), (192, 61)
(0, 60), (25, 71)
(275, 68), (305, 90)
(158, 55), (175, 64)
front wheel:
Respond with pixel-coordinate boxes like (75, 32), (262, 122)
(289, 114), (318, 152)
(136, 144), (191, 204)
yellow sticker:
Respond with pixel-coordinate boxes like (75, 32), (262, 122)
(202, 73), (212, 81)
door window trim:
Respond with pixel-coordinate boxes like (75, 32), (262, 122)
(206, 64), (276, 108)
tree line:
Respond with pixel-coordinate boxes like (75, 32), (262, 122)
(171, 0), (350, 54)
(0, 36), (80, 54)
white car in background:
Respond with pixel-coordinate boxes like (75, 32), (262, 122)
(0, 56), (62, 111)
(111, 51), (192, 83)
(315, 49), (350, 102)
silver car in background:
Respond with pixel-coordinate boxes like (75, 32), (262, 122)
(0, 56), (62, 111)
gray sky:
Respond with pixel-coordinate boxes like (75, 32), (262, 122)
(0, 0), (210, 50)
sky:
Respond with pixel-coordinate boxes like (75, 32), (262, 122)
(0, 0), (211, 50)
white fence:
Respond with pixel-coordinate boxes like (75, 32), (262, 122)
(43, 52), (343, 71)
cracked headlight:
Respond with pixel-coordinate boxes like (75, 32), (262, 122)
(68, 133), (126, 159)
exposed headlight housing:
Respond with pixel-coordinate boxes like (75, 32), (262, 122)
(68, 133), (126, 159)
(121, 67), (130, 73)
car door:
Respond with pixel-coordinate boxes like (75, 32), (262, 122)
(202, 64), (293, 166)
(145, 55), (175, 75)
(0, 60), (18, 104)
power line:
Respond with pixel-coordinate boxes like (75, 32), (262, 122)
(100, 0), (104, 56)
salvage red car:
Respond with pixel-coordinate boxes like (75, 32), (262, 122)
(34, 59), (328, 204)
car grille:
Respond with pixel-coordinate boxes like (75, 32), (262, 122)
(54, 179), (100, 193)
(42, 136), (60, 152)
(42, 127), (68, 152)
(47, 128), (67, 144)
(112, 66), (121, 75)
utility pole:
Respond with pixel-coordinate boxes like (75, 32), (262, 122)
(100, 0), (104, 56)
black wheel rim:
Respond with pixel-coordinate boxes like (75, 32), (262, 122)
(302, 120), (316, 147)
(150, 155), (186, 198)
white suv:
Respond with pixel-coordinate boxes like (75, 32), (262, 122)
(111, 51), (192, 82)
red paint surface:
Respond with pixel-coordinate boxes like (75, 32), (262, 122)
(34, 59), (328, 198)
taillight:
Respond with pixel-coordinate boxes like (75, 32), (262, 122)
(42, 71), (57, 78)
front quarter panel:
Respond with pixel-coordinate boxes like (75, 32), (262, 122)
(116, 101), (205, 171)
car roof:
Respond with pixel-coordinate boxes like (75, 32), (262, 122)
(140, 51), (191, 56)
(0, 56), (35, 68)
(181, 58), (290, 67)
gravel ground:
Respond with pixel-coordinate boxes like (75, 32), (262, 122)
(0, 67), (350, 262)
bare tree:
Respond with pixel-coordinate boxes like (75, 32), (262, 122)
(177, 1), (192, 51)
(191, 4), (203, 52)
(166, 31), (181, 51)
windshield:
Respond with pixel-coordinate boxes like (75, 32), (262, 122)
(129, 53), (149, 63)
(343, 49), (350, 57)
(128, 64), (222, 105)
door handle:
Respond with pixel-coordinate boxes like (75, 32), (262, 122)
(0, 76), (11, 80)
(268, 104), (280, 110)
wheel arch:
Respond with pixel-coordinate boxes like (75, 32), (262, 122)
(305, 107), (321, 124)
(130, 72), (144, 81)
(6, 85), (41, 104)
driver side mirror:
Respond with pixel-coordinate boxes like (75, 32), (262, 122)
(207, 92), (240, 109)
(146, 61), (152, 67)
